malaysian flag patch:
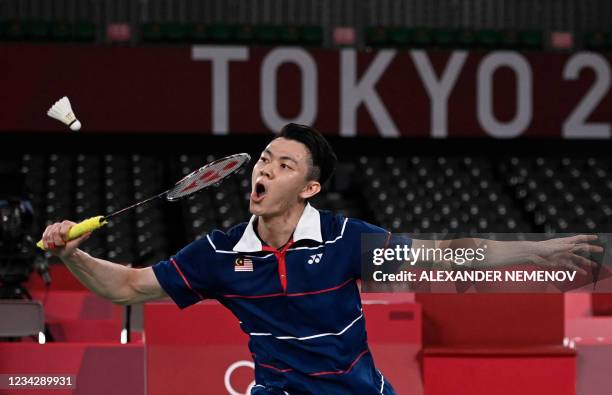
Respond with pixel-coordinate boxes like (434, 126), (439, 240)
(234, 256), (253, 272)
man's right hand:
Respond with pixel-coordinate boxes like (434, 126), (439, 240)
(42, 220), (92, 259)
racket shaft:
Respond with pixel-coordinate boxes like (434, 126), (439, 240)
(36, 216), (108, 250)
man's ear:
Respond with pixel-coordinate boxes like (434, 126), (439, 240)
(299, 180), (321, 200)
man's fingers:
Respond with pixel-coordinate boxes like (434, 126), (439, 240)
(44, 225), (58, 249)
(39, 220), (89, 256)
(41, 222), (72, 250)
(572, 243), (604, 254)
(569, 253), (598, 269)
(51, 223), (65, 247)
(41, 226), (51, 249)
(568, 234), (598, 243)
(59, 221), (73, 243)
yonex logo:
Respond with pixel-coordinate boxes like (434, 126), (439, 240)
(308, 253), (323, 264)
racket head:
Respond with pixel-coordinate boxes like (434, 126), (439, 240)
(166, 153), (251, 201)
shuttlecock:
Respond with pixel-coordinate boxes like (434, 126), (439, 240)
(47, 96), (81, 131)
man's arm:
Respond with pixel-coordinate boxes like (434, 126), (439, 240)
(42, 220), (168, 305)
(61, 250), (167, 304)
(412, 238), (534, 268)
(412, 235), (601, 272)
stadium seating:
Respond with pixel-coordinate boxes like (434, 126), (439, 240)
(1, 0), (611, 50)
(20, 153), (612, 261)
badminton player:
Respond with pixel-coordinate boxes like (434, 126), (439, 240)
(42, 123), (600, 395)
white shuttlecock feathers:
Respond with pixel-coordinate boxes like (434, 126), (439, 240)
(47, 96), (81, 131)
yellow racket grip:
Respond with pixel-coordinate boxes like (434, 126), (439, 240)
(36, 216), (108, 250)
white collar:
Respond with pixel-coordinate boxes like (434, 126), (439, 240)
(232, 203), (322, 252)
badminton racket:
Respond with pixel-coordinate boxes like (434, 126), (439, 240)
(37, 153), (251, 250)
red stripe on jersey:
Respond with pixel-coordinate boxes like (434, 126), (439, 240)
(255, 350), (370, 377)
(383, 231), (392, 249)
(222, 278), (354, 299)
(223, 292), (286, 299)
(262, 239), (294, 293)
(287, 278), (354, 297)
(258, 363), (294, 373)
(171, 258), (205, 300)
(307, 350), (369, 376)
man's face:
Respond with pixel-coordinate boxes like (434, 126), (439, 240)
(250, 137), (314, 216)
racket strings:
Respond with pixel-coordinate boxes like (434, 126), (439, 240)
(168, 154), (250, 200)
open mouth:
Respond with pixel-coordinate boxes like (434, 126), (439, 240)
(251, 182), (267, 202)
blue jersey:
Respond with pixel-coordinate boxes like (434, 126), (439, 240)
(152, 203), (410, 395)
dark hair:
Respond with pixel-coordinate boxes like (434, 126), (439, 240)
(277, 123), (337, 186)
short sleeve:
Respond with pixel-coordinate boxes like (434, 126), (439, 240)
(347, 218), (412, 279)
(152, 235), (216, 309)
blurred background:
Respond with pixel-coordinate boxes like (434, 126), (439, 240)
(1, 0), (612, 49)
(0, 1), (611, 395)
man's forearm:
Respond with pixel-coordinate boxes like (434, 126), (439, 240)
(471, 239), (538, 268)
(60, 249), (134, 304)
(412, 238), (539, 268)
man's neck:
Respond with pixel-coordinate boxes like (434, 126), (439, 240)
(256, 203), (306, 249)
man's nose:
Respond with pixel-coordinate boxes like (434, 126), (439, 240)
(259, 163), (273, 179)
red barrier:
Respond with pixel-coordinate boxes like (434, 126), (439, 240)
(415, 294), (564, 346)
(423, 351), (576, 395)
(0, 343), (145, 395)
(362, 299), (423, 395)
(28, 290), (122, 322)
(26, 288), (124, 342)
(592, 294), (612, 315)
(567, 315), (612, 394)
(25, 264), (87, 292)
(574, 338), (612, 395)
(416, 294), (575, 393)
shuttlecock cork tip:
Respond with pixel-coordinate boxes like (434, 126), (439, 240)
(70, 120), (82, 131)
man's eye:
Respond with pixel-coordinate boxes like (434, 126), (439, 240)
(281, 164), (291, 169)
